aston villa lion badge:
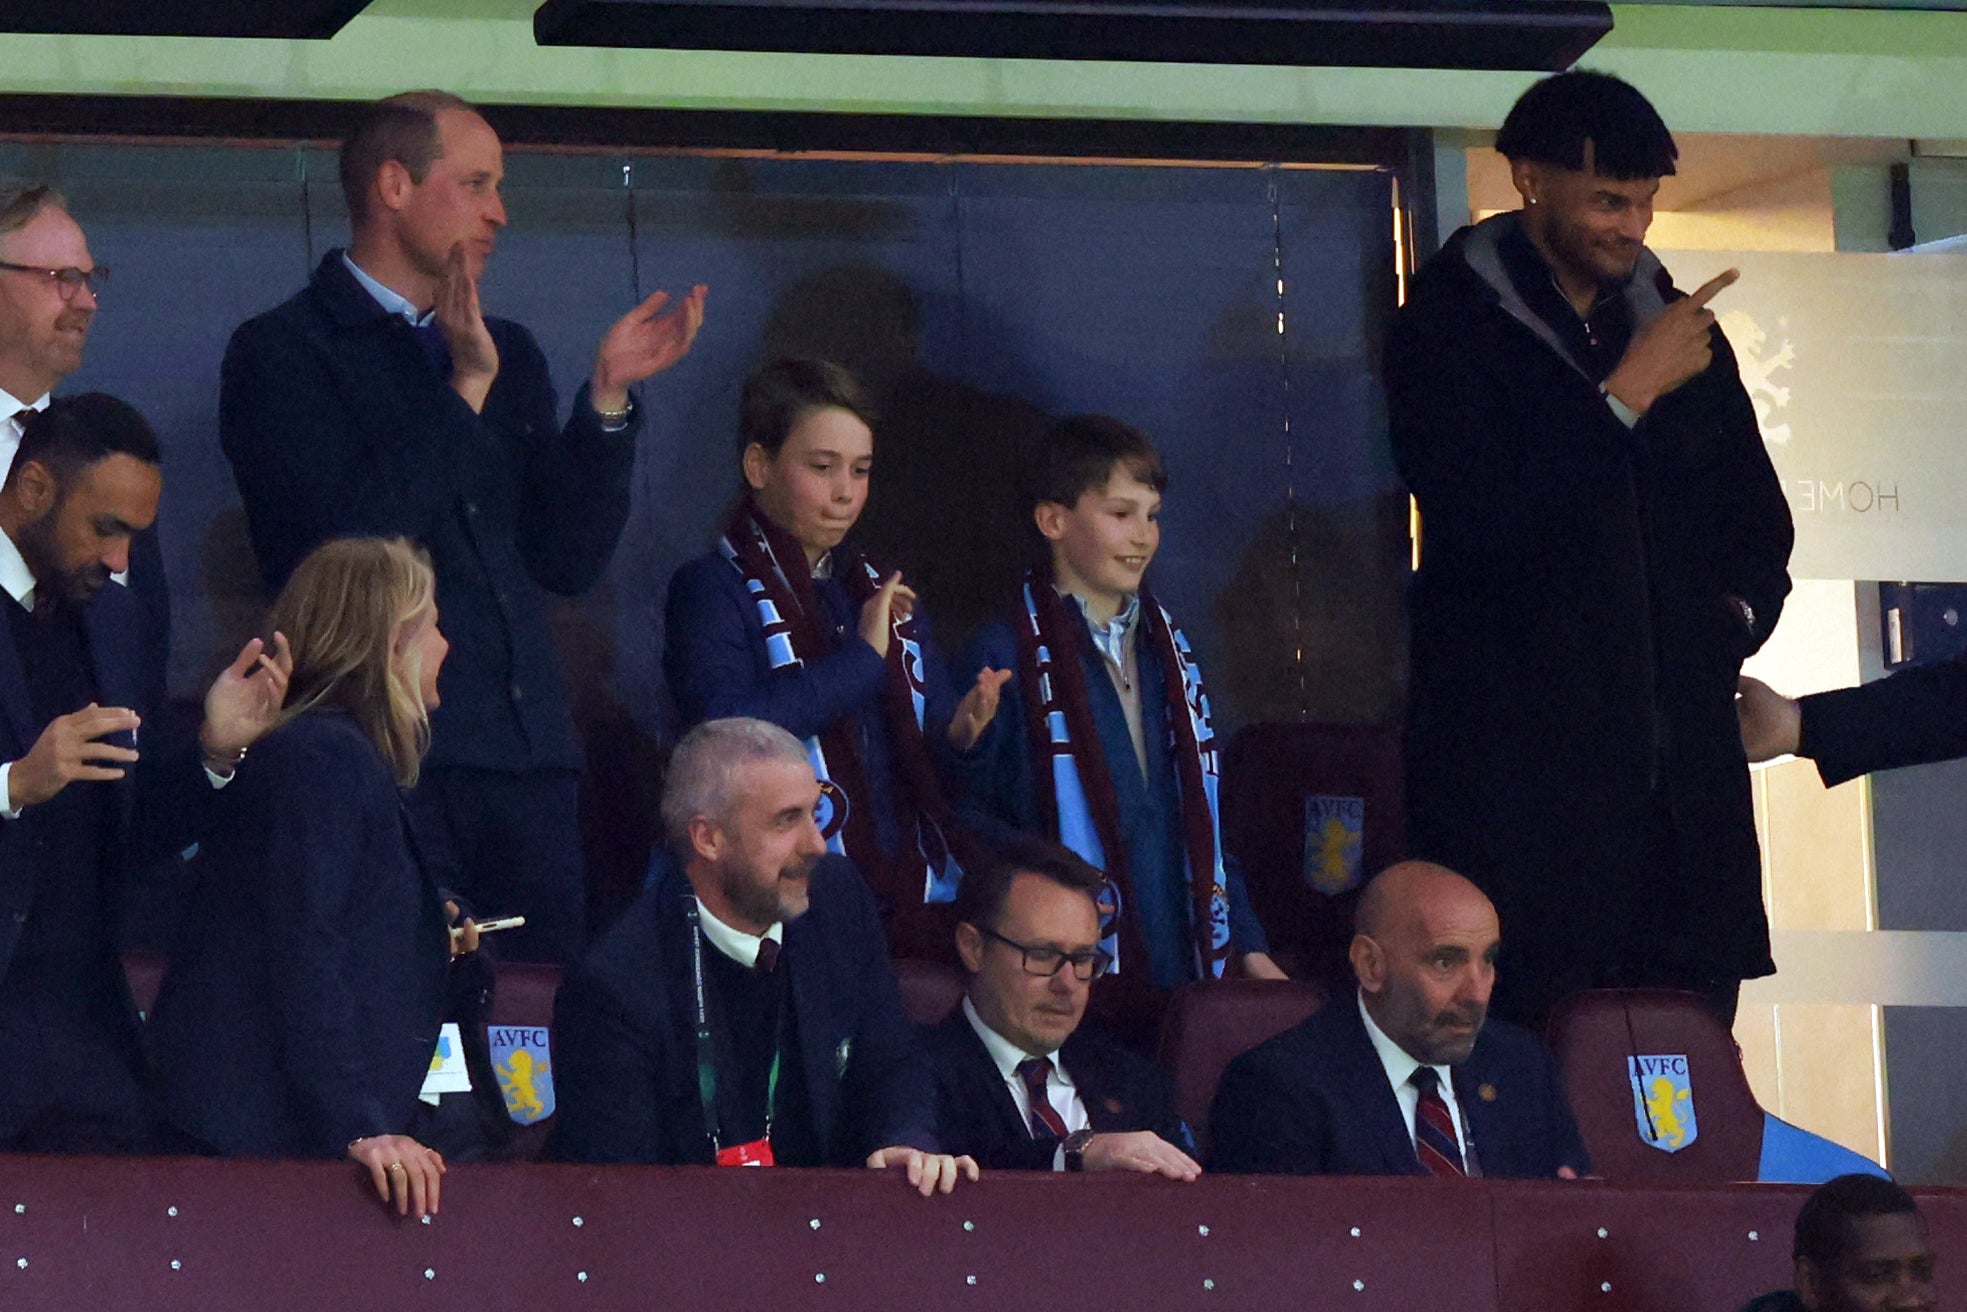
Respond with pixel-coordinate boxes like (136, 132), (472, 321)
(1627, 1054), (1697, 1152)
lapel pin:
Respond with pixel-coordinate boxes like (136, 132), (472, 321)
(1478, 1083), (1498, 1102)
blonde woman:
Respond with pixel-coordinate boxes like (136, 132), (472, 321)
(153, 537), (474, 1217)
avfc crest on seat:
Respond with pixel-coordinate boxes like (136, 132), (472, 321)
(1628, 1054), (1697, 1152)
(1302, 795), (1365, 896)
(492, 1026), (555, 1126)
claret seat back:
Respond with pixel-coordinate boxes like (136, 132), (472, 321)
(1547, 988), (1764, 1183)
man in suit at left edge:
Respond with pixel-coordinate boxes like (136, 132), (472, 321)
(548, 716), (976, 1193)
(0, 394), (287, 1153)
(0, 180), (169, 700)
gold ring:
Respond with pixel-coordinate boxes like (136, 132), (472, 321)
(386, 1162), (406, 1174)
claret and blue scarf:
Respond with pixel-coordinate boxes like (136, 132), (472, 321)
(718, 500), (964, 909)
(1010, 566), (1231, 983)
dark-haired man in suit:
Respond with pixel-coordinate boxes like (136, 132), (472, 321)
(548, 716), (976, 1193)
(0, 393), (286, 1152)
(1210, 860), (1587, 1179)
(925, 833), (1197, 1177)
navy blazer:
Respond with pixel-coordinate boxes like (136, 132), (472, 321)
(1209, 995), (1589, 1179)
(547, 853), (938, 1166)
(220, 251), (638, 772)
(150, 711), (450, 1158)
(0, 577), (202, 989)
(922, 1008), (1188, 1170)
(953, 615), (1267, 988)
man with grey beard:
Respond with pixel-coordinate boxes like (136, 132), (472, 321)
(549, 717), (976, 1193)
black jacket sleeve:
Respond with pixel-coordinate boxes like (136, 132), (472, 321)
(1799, 651), (1967, 787)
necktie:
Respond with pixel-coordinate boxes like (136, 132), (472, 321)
(1409, 1066), (1466, 1177)
(1017, 1057), (1069, 1141)
(754, 937), (780, 975)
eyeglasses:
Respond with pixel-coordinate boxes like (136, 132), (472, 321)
(978, 925), (1112, 982)
(0, 261), (109, 301)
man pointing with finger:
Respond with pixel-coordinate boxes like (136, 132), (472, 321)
(1385, 71), (1793, 1028)
(221, 90), (707, 964)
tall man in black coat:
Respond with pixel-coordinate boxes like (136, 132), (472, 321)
(925, 833), (1198, 1176)
(0, 395), (286, 1152)
(549, 717), (977, 1193)
(1385, 71), (1794, 1027)
(1210, 862), (1587, 1178)
(220, 91), (706, 964)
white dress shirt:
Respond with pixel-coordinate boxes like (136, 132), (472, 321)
(962, 996), (1089, 1169)
(0, 386), (48, 482)
(694, 897), (784, 968)
(1357, 990), (1470, 1164)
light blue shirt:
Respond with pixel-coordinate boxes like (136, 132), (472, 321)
(341, 253), (434, 327)
(342, 253), (634, 431)
(1084, 592), (1141, 671)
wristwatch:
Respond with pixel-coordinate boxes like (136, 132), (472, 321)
(1061, 1128), (1095, 1172)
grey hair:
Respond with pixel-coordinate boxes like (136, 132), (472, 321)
(660, 717), (812, 857)
(0, 180), (66, 242)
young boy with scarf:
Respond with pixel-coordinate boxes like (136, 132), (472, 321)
(954, 415), (1283, 1038)
(663, 358), (1007, 960)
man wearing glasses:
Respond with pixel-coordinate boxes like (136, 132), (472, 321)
(926, 832), (1199, 1177)
(0, 183), (165, 685)
(0, 183), (104, 467)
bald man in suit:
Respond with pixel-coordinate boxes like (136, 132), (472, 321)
(1210, 861), (1587, 1179)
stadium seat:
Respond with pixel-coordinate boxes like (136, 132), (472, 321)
(1157, 978), (1325, 1155)
(489, 961), (563, 1028)
(893, 957), (966, 1027)
(486, 962), (565, 1160)
(1219, 722), (1404, 989)
(1546, 988), (1764, 1183)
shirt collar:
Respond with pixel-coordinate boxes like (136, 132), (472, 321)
(0, 388), (48, 423)
(1357, 989), (1454, 1103)
(962, 995), (1074, 1077)
(694, 896), (784, 969)
(341, 252), (435, 328)
(0, 390), (49, 487)
(1058, 586), (1141, 668)
(0, 523), (38, 611)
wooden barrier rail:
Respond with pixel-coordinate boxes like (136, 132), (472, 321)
(1, 1157), (1961, 1310)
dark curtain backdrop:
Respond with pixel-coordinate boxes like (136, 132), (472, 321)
(0, 140), (1404, 750)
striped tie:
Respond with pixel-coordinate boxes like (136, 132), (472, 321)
(1017, 1057), (1069, 1141)
(1409, 1066), (1466, 1177)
